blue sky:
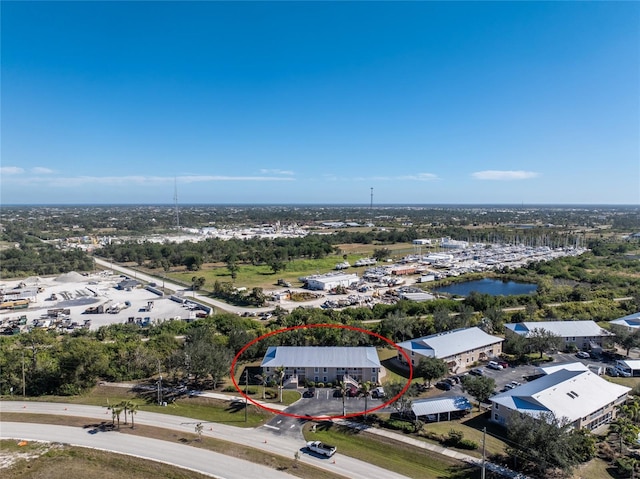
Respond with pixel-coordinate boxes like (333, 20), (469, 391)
(2, 1), (638, 205)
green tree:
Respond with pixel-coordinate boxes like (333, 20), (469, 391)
(507, 411), (596, 477)
(129, 402), (139, 429)
(274, 366), (285, 403)
(358, 381), (373, 421)
(461, 374), (495, 411)
(372, 248), (391, 262)
(384, 380), (418, 418)
(526, 328), (563, 358)
(415, 357), (448, 388)
(611, 325), (640, 357)
(338, 381), (349, 416)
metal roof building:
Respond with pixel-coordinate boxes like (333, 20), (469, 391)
(396, 327), (504, 364)
(411, 396), (472, 422)
(504, 320), (611, 339)
(610, 312), (640, 331)
(261, 346), (381, 368)
(491, 369), (630, 431)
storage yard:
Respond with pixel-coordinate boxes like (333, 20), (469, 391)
(0, 271), (201, 334)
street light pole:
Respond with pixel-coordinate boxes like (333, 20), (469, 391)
(245, 369), (249, 423)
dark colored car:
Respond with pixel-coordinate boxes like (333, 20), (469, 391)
(303, 388), (316, 398)
(435, 381), (452, 391)
(469, 368), (485, 376)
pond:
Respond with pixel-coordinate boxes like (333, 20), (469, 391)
(432, 278), (537, 297)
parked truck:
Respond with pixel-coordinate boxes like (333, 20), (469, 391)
(306, 440), (337, 457)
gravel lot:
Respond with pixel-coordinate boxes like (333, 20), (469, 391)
(0, 271), (194, 332)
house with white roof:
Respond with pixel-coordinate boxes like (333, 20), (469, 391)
(396, 327), (504, 373)
(260, 346), (381, 388)
(504, 320), (612, 350)
(491, 369), (630, 431)
(610, 312), (640, 331)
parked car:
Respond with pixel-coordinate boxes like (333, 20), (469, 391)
(443, 377), (457, 387)
(346, 385), (358, 397)
(371, 386), (386, 398)
(616, 368), (632, 378)
(469, 368), (485, 376)
(435, 381), (452, 391)
(576, 351), (590, 359)
(606, 366), (620, 377)
(487, 361), (503, 370)
(303, 387), (316, 398)
(498, 360), (509, 369)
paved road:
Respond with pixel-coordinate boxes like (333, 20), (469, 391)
(0, 401), (411, 479)
(2, 422), (292, 479)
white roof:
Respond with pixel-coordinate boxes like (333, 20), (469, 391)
(491, 369), (630, 423)
(504, 320), (612, 338)
(396, 327), (503, 360)
(617, 360), (640, 370)
(610, 312), (640, 329)
(307, 274), (359, 283)
(539, 362), (589, 375)
(261, 346), (380, 368)
(411, 396), (472, 417)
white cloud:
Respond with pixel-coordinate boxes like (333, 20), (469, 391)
(472, 170), (539, 180)
(259, 169), (294, 176)
(0, 166), (25, 175)
(31, 167), (54, 174)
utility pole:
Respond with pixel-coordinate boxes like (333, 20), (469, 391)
(157, 359), (163, 406)
(244, 369), (249, 422)
(21, 349), (26, 397)
(481, 426), (486, 479)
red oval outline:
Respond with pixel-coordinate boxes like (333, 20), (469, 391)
(230, 323), (414, 420)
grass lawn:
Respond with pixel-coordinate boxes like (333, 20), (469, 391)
(571, 457), (616, 479)
(5, 385), (273, 428)
(1, 439), (213, 479)
(1, 418), (342, 479)
(165, 242), (419, 291)
(302, 422), (480, 479)
(422, 412), (509, 459)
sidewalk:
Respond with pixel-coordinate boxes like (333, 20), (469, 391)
(104, 382), (290, 411)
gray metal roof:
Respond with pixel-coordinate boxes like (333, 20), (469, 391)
(396, 327), (503, 360)
(261, 346), (381, 368)
(411, 396), (472, 417)
(610, 312), (640, 329)
(491, 369), (630, 423)
(504, 320), (612, 338)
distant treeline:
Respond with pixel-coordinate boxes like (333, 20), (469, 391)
(98, 229), (422, 270)
(0, 243), (94, 278)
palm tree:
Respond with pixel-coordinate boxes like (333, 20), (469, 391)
(358, 381), (373, 421)
(275, 366), (285, 403)
(129, 402), (139, 429)
(119, 400), (133, 425)
(255, 373), (270, 400)
(112, 404), (123, 429)
(338, 381), (349, 417)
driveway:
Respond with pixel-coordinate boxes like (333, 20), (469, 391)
(263, 388), (394, 439)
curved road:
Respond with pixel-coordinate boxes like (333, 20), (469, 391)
(2, 422), (291, 479)
(1, 401), (411, 479)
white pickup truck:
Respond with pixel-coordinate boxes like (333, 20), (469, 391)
(306, 440), (337, 457)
